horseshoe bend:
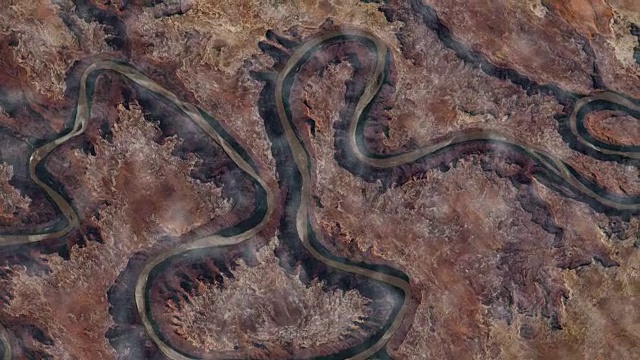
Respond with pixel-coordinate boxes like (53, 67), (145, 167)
(0, 1), (638, 359)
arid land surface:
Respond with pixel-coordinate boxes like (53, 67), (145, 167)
(0, 0), (638, 359)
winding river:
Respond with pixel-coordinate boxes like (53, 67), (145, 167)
(0, 29), (639, 360)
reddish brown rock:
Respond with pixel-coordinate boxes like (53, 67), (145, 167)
(545, 0), (614, 38)
(2, 101), (233, 359)
(0, 1), (638, 359)
(584, 109), (639, 146)
(415, 0), (597, 94)
(0, 164), (31, 230)
(159, 239), (378, 359)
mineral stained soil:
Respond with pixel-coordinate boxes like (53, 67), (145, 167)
(0, 0), (639, 359)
